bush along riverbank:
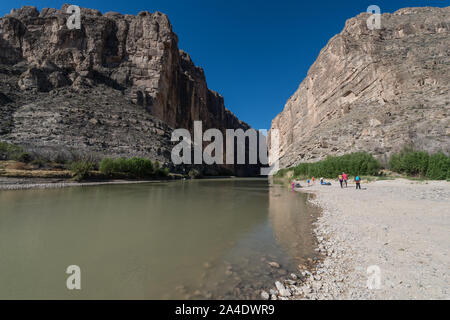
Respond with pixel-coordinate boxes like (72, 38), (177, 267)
(389, 148), (450, 180)
(98, 158), (169, 180)
(275, 150), (450, 181)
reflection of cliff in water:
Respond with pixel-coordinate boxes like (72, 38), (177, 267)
(268, 184), (318, 265)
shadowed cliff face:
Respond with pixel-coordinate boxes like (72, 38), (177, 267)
(270, 7), (450, 168)
(0, 5), (252, 172)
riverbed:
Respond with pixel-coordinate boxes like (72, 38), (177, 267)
(0, 178), (319, 300)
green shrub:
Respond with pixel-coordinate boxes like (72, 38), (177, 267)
(389, 149), (429, 176)
(291, 152), (381, 179)
(388, 153), (402, 174)
(113, 158), (130, 173)
(426, 152), (450, 180)
(149, 161), (169, 177)
(99, 158), (116, 177)
(389, 148), (450, 180)
(99, 157), (156, 178)
(156, 167), (170, 177)
(70, 161), (95, 182)
(188, 169), (202, 179)
(0, 142), (27, 161)
(0, 142), (37, 163)
(0, 141), (13, 154)
(17, 152), (33, 163)
(389, 148), (428, 176)
(128, 157), (154, 177)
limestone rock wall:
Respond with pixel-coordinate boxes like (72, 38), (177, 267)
(270, 7), (450, 168)
(0, 6), (249, 168)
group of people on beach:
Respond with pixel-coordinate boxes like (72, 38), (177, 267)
(337, 173), (361, 189)
(292, 173), (362, 190)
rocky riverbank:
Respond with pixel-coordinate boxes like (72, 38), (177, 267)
(264, 179), (450, 300)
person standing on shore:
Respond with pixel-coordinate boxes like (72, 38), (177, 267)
(355, 175), (362, 190)
(338, 174), (344, 188)
(342, 172), (348, 188)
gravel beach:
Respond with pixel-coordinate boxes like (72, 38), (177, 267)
(266, 179), (450, 300)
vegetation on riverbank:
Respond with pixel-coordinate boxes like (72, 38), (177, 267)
(275, 149), (450, 181)
(0, 142), (33, 163)
(389, 148), (450, 180)
(275, 152), (381, 179)
(3, 141), (448, 182)
(70, 160), (96, 181)
(98, 158), (169, 180)
(63, 158), (170, 182)
(0, 142), (170, 182)
(0, 142), (234, 182)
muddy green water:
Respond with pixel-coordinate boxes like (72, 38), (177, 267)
(0, 178), (318, 300)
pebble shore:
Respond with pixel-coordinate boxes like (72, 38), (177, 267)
(263, 179), (450, 300)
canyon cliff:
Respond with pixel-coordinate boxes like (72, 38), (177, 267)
(270, 7), (449, 168)
(0, 5), (253, 174)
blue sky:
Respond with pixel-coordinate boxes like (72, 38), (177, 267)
(1, 1), (448, 129)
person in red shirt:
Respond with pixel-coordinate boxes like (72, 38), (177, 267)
(342, 172), (348, 188)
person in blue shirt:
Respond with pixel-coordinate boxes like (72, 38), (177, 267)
(355, 175), (362, 190)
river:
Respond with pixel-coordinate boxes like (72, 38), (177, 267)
(0, 178), (318, 299)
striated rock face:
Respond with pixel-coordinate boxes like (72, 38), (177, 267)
(0, 6), (250, 171)
(270, 7), (450, 168)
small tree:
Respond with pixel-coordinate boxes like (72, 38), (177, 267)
(70, 161), (95, 181)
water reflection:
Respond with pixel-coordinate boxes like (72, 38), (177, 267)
(268, 185), (318, 265)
